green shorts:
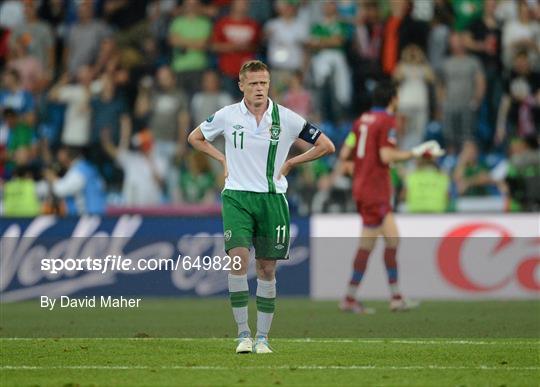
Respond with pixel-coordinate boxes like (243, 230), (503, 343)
(221, 189), (290, 259)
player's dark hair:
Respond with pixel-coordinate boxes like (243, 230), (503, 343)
(239, 60), (269, 80)
(372, 81), (397, 108)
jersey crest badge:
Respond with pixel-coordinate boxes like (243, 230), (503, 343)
(270, 124), (281, 141)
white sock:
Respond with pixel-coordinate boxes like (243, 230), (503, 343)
(346, 284), (358, 300)
(389, 283), (401, 298)
(228, 274), (250, 335)
(256, 278), (276, 338)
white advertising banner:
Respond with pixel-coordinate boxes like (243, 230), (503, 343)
(310, 214), (540, 300)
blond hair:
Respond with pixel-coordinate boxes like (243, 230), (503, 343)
(239, 60), (269, 81)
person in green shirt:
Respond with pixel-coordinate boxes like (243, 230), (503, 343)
(179, 150), (217, 203)
(3, 166), (40, 217)
(453, 140), (493, 196)
(168, 0), (212, 95)
(3, 108), (37, 176)
(307, 1), (352, 117)
(405, 158), (450, 213)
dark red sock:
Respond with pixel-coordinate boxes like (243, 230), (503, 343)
(384, 247), (398, 284)
(349, 248), (371, 285)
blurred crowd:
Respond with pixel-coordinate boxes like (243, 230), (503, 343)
(0, 0), (539, 217)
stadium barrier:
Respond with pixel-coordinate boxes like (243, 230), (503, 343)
(311, 214), (540, 300)
(1, 214), (538, 302)
(0, 216), (310, 302)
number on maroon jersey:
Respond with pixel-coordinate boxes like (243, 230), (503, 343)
(356, 124), (368, 158)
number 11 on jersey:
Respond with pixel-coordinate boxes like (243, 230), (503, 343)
(233, 131), (244, 149)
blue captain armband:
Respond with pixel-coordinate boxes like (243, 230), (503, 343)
(298, 121), (322, 144)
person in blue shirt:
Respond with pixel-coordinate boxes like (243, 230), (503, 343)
(43, 146), (106, 216)
(0, 69), (35, 126)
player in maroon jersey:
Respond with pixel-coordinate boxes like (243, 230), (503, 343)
(335, 81), (443, 313)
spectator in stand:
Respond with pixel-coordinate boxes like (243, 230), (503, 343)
(42, 146), (106, 216)
(168, 0), (212, 96)
(101, 128), (165, 206)
(0, 69), (35, 126)
(65, 0), (111, 76)
(190, 69), (231, 182)
(48, 67), (95, 147)
(178, 150), (217, 204)
(135, 66), (190, 202)
(307, 0), (351, 121)
(463, 0), (503, 149)
(439, 32), (485, 154)
(501, 136), (540, 211)
(501, 0), (540, 70)
(38, 0), (71, 80)
(7, 35), (46, 94)
(496, 51), (540, 145)
(8, 0), (54, 79)
(264, 0), (309, 100)
(453, 140), (493, 197)
(2, 107), (38, 178)
(381, 0), (430, 77)
(351, 0), (384, 115)
(212, 0), (261, 100)
(405, 157), (450, 213)
(2, 165), (40, 217)
(428, 1), (453, 78)
(191, 70), (233, 126)
(393, 44), (435, 151)
(281, 70), (313, 120)
(89, 73), (131, 186)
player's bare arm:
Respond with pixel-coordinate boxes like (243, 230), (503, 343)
(279, 133), (335, 178)
(380, 140), (445, 165)
(188, 127), (228, 177)
(379, 147), (414, 164)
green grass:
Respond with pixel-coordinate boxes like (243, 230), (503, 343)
(1, 299), (539, 386)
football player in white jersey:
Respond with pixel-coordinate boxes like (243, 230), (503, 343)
(189, 60), (334, 353)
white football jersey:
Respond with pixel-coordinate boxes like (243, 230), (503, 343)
(199, 99), (307, 193)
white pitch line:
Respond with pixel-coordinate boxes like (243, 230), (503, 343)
(1, 365), (539, 371)
(0, 338), (538, 345)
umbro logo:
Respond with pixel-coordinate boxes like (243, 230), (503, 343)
(233, 125), (244, 130)
(275, 244), (284, 250)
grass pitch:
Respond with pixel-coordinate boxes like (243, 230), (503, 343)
(1, 299), (539, 386)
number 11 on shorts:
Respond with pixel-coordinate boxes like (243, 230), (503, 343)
(275, 225), (286, 244)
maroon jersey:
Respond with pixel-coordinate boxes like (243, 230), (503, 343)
(349, 109), (397, 203)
